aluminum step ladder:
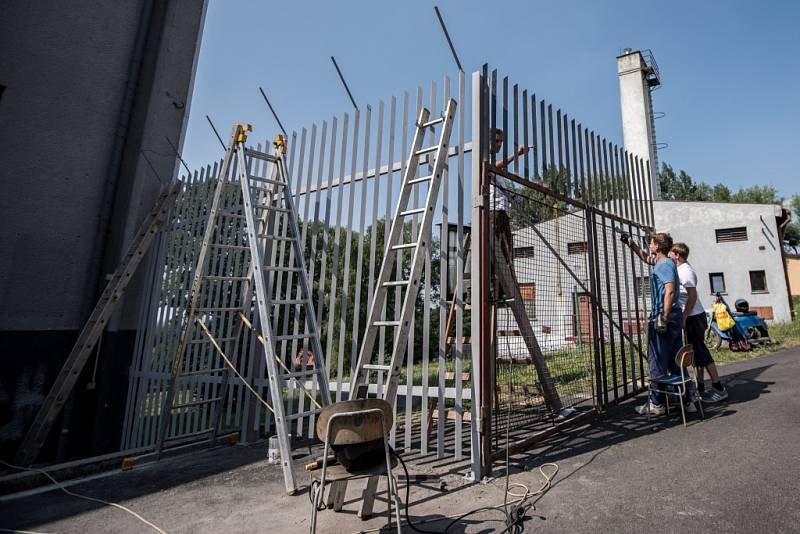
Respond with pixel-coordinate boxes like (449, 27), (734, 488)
(350, 98), (457, 406)
(156, 124), (330, 494)
(13, 182), (181, 466)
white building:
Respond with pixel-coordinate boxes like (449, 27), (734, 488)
(653, 200), (793, 322)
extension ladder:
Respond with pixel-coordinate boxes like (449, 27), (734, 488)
(14, 182), (181, 466)
(350, 98), (457, 405)
(156, 124), (330, 494)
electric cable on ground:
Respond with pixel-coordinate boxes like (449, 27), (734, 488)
(0, 459), (167, 534)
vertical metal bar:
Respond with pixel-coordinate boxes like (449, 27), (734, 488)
(522, 89), (529, 179)
(367, 103), (384, 397)
(381, 97), (397, 414)
(548, 104), (555, 188)
(563, 113), (571, 197)
(589, 131), (609, 405)
(531, 94), (539, 179)
(326, 114), (349, 401)
(645, 160), (655, 227)
(351, 106), (372, 392)
(539, 99), (547, 176)
(577, 124), (585, 203)
(512, 83), (519, 175)
(570, 119), (578, 199)
(339, 111), (360, 402)
(502, 77), (508, 166)
(473, 67), (489, 478)
(583, 128), (591, 205)
(556, 108), (563, 193)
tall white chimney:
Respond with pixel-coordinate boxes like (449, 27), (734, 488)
(617, 48), (662, 199)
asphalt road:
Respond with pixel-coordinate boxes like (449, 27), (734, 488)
(2, 348), (799, 533)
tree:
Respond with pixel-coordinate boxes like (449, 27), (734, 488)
(658, 163), (783, 205)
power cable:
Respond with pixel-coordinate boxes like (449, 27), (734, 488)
(0, 460), (167, 534)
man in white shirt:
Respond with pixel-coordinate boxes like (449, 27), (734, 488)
(669, 242), (728, 402)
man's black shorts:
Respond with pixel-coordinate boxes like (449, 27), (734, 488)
(685, 312), (714, 367)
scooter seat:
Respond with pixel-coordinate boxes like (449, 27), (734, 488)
(734, 311), (758, 317)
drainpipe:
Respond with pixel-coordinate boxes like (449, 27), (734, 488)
(777, 208), (794, 319)
(57, 0), (156, 462)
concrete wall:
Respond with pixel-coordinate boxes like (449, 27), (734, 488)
(0, 0), (207, 460)
(617, 50), (660, 199)
(653, 201), (792, 322)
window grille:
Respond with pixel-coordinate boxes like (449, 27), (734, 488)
(715, 227), (748, 243)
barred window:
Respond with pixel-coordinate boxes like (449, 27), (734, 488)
(567, 241), (588, 255)
(514, 246), (536, 258)
(715, 227), (748, 243)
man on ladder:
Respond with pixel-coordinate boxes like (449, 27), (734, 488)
(488, 128), (564, 416)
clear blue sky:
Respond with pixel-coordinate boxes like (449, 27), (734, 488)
(181, 0), (799, 199)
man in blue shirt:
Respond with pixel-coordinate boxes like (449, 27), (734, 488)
(622, 231), (696, 415)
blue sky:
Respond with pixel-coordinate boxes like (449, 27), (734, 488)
(181, 0), (799, 199)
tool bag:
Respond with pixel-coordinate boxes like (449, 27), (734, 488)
(712, 302), (736, 331)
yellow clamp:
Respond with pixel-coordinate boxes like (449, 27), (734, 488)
(273, 134), (287, 155)
(235, 123), (253, 143)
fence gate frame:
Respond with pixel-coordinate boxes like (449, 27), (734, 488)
(471, 66), (655, 477)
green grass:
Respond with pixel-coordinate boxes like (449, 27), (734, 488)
(710, 297), (800, 366)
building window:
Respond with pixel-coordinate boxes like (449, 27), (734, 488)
(0, 84), (5, 104)
(633, 276), (650, 298)
(519, 283), (536, 319)
(715, 226), (748, 243)
(567, 241), (588, 255)
(749, 270), (768, 293)
(709, 272), (726, 294)
(514, 246), (535, 258)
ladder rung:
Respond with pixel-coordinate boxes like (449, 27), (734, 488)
(363, 364), (391, 372)
(286, 408), (322, 421)
(391, 242), (417, 251)
(420, 117), (444, 128)
(281, 368), (323, 379)
(163, 428), (215, 443)
(209, 244), (249, 251)
(181, 367), (228, 376)
(400, 207), (426, 217)
(274, 333), (314, 341)
(373, 321), (400, 327)
(264, 266), (302, 272)
(415, 145), (439, 156)
(250, 185), (282, 195)
(255, 205), (290, 213)
(217, 211), (246, 219)
(195, 307), (242, 313)
(272, 299), (308, 305)
(172, 397), (223, 410)
(408, 175), (433, 185)
(257, 234), (293, 241)
(246, 149), (279, 162)
(186, 336), (237, 345)
(382, 280), (409, 287)
(250, 175), (285, 186)
(203, 275), (250, 281)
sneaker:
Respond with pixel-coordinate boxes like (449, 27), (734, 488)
(684, 402), (697, 413)
(703, 389), (729, 403)
(636, 401), (665, 415)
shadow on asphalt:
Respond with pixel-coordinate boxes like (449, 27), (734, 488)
(1, 364), (775, 532)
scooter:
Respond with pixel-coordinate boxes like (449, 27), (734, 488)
(705, 295), (772, 350)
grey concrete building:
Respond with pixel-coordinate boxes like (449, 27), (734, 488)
(653, 200), (793, 323)
(0, 0), (207, 461)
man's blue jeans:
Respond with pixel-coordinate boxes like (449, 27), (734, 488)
(647, 311), (696, 405)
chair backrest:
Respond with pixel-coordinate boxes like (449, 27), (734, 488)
(315, 399), (393, 446)
(675, 344), (694, 369)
